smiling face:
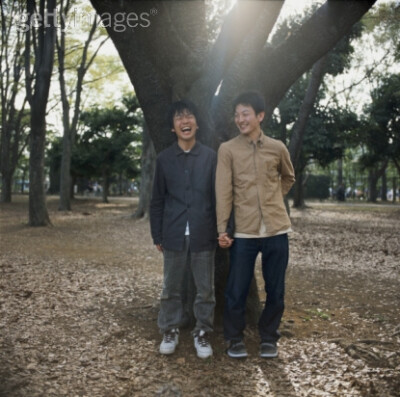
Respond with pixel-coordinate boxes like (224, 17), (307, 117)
(234, 104), (265, 141)
(171, 109), (198, 146)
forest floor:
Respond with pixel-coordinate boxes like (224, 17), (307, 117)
(1, 195), (399, 397)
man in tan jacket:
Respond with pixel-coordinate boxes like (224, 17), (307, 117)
(216, 91), (295, 359)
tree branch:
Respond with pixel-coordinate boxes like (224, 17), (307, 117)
(259, 0), (377, 120)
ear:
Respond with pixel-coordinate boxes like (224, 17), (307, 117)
(257, 111), (265, 123)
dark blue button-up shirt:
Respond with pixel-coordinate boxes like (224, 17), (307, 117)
(150, 141), (217, 252)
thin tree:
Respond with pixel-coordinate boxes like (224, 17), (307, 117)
(0, 0), (29, 203)
(25, 0), (56, 226)
(57, 0), (108, 211)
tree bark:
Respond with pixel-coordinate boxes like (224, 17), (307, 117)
(368, 160), (388, 202)
(288, 55), (328, 170)
(381, 170), (387, 201)
(0, 2), (28, 203)
(102, 170), (109, 204)
(293, 169), (306, 209)
(25, 0), (56, 226)
(133, 125), (156, 219)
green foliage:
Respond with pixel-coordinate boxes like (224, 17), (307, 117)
(359, 73), (400, 169)
(267, 9), (363, 171)
(72, 95), (143, 181)
(304, 174), (331, 200)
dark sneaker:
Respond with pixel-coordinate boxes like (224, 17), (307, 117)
(227, 340), (248, 358)
(159, 328), (179, 355)
(194, 330), (213, 359)
(260, 342), (278, 358)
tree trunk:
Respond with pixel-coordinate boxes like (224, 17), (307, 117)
(368, 170), (378, 203)
(337, 157), (344, 187)
(367, 160), (388, 203)
(59, 132), (73, 210)
(29, 113), (51, 226)
(26, 0), (56, 226)
(293, 170), (306, 209)
(133, 125), (156, 219)
(1, 173), (12, 202)
(381, 171), (387, 201)
(102, 171), (109, 204)
(288, 55), (328, 170)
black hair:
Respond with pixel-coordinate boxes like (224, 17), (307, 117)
(232, 91), (265, 115)
(168, 99), (199, 130)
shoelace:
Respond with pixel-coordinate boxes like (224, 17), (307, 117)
(197, 333), (209, 347)
(164, 331), (176, 343)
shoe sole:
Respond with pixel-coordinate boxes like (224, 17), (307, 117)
(260, 352), (278, 358)
(197, 352), (213, 359)
(227, 351), (248, 358)
(160, 348), (176, 355)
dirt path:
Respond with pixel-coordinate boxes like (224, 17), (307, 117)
(1, 196), (399, 396)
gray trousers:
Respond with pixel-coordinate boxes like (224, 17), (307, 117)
(158, 237), (215, 334)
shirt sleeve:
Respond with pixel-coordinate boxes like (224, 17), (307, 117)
(216, 144), (233, 234)
(280, 144), (296, 196)
(149, 156), (165, 245)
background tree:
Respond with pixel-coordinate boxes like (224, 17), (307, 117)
(358, 74), (400, 202)
(25, 0), (56, 226)
(75, 95), (142, 203)
(267, 15), (363, 207)
(57, 0), (109, 211)
(0, 0), (30, 203)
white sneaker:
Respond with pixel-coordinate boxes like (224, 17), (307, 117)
(194, 330), (213, 359)
(159, 329), (179, 355)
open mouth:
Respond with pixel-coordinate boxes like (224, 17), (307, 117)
(181, 127), (192, 133)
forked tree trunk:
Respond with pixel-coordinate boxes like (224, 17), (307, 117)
(89, 0), (376, 325)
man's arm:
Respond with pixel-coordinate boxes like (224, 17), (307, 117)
(280, 145), (296, 195)
(216, 144), (234, 234)
(149, 157), (166, 248)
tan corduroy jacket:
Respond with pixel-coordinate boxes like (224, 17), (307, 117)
(216, 132), (295, 236)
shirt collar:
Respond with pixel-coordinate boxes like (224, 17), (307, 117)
(238, 131), (267, 146)
(173, 141), (201, 156)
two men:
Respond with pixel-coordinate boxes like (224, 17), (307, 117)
(150, 92), (295, 359)
(150, 100), (217, 359)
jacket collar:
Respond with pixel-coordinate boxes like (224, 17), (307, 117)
(173, 141), (201, 156)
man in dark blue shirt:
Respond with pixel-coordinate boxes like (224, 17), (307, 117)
(150, 100), (217, 359)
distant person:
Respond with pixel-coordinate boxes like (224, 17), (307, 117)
(150, 99), (217, 359)
(216, 91), (295, 359)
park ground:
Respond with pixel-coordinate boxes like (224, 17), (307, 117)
(0, 196), (399, 397)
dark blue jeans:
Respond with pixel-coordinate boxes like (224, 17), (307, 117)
(224, 234), (289, 343)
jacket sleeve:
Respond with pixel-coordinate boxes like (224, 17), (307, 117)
(280, 144), (296, 196)
(216, 144), (233, 234)
(149, 157), (165, 245)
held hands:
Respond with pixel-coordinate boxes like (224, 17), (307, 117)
(218, 232), (234, 249)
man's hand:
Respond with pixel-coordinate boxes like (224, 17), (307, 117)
(155, 244), (163, 253)
(218, 232), (234, 249)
